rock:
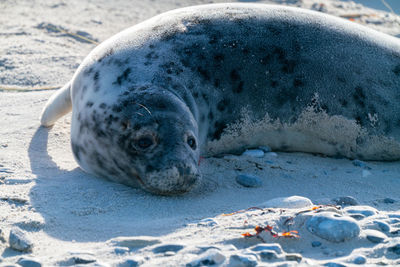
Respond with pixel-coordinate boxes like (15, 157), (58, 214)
(66, 254), (96, 265)
(285, 253), (302, 262)
(374, 220), (391, 233)
(186, 249), (226, 267)
(364, 229), (387, 243)
(383, 198), (396, 204)
(344, 206), (378, 217)
(152, 244), (184, 254)
(108, 236), (160, 249)
(388, 243), (400, 255)
(258, 146), (271, 152)
(236, 174), (262, 188)
(353, 255), (367, 264)
(228, 254), (257, 267)
(311, 241), (322, 247)
(242, 149), (264, 158)
(388, 213), (400, 219)
(306, 212), (360, 242)
(352, 160), (371, 169)
(348, 214), (365, 220)
(114, 247), (130, 255)
(250, 243), (282, 254)
(17, 257), (42, 267)
(9, 228), (33, 252)
(259, 250), (278, 260)
(332, 196), (359, 206)
(261, 196), (313, 209)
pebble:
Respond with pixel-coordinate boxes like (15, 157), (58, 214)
(116, 257), (141, 267)
(250, 243), (283, 254)
(258, 146), (271, 152)
(114, 247), (130, 255)
(383, 198), (396, 204)
(9, 228), (33, 252)
(197, 218), (218, 227)
(17, 257), (42, 267)
(364, 229), (387, 243)
(235, 174), (262, 188)
(306, 212), (360, 242)
(374, 220), (391, 232)
(311, 241), (322, 247)
(108, 236), (160, 249)
(228, 254), (257, 267)
(324, 262), (347, 267)
(285, 253), (302, 262)
(388, 213), (400, 219)
(259, 250), (278, 260)
(261, 196), (313, 209)
(242, 149), (264, 158)
(66, 254), (97, 265)
(186, 249), (226, 267)
(152, 244), (184, 254)
(332, 196), (359, 206)
(388, 243), (400, 255)
(344, 206), (378, 217)
(352, 159), (371, 169)
(353, 255), (367, 264)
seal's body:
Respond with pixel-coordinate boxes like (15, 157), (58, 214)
(41, 4), (400, 195)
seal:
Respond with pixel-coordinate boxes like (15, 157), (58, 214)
(40, 4), (400, 195)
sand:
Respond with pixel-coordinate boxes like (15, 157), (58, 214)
(0, 0), (399, 266)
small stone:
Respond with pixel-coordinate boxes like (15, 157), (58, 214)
(197, 218), (218, 227)
(383, 198), (395, 204)
(242, 149), (264, 158)
(236, 174), (262, 188)
(250, 243), (283, 254)
(344, 206), (378, 217)
(306, 212), (360, 242)
(353, 255), (367, 264)
(374, 220), (391, 232)
(324, 263), (346, 267)
(285, 253), (302, 262)
(332, 196), (359, 206)
(258, 146), (271, 152)
(152, 244), (184, 254)
(311, 241), (322, 247)
(228, 254), (257, 267)
(17, 257), (42, 267)
(69, 255), (96, 265)
(348, 214), (365, 220)
(261, 196), (313, 209)
(388, 213), (400, 219)
(116, 257), (141, 267)
(9, 228), (33, 252)
(352, 160), (371, 169)
(364, 229), (387, 243)
(388, 243), (400, 255)
(186, 249), (226, 267)
(259, 250), (278, 260)
(108, 236), (160, 249)
(114, 247), (130, 255)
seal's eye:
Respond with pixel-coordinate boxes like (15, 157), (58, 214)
(137, 136), (154, 149)
(187, 136), (197, 150)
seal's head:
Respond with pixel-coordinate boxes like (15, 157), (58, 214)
(113, 87), (201, 195)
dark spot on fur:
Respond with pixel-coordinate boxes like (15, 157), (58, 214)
(214, 79), (220, 88)
(112, 105), (122, 113)
(133, 124), (141, 131)
(340, 99), (348, 107)
(353, 86), (366, 108)
(217, 99), (229, 112)
(114, 68), (131, 85)
(193, 92), (199, 98)
(242, 47), (250, 54)
(393, 64), (400, 76)
(94, 71), (99, 81)
(230, 69), (240, 81)
(273, 47), (285, 61)
(233, 81), (244, 94)
(321, 104), (329, 112)
(212, 121), (227, 140)
(355, 115), (363, 126)
(86, 101), (94, 108)
(99, 103), (107, 109)
(208, 111), (214, 120)
(197, 66), (210, 81)
(337, 76), (346, 83)
(270, 80), (278, 88)
(282, 60), (296, 74)
(202, 93), (209, 104)
(200, 114), (205, 123)
(213, 53), (224, 62)
(98, 48), (114, 63)
(146, 165), (156, 173)
(293, 78), (304, 87)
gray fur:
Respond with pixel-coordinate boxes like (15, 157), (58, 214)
(41, 4), (400, 195)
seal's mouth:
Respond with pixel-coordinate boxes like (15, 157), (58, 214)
(138, 164), (201, 195)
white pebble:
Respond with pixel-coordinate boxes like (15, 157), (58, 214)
(260, 196), (313, 209)
(242, 149), (264, 158)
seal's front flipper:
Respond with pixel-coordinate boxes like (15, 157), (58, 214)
(40, 81), (72, 127)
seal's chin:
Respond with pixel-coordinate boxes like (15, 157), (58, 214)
(140, 165), (201, 195)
